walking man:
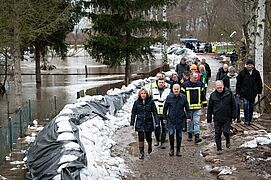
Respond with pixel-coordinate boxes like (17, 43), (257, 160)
(236, 59), (263, 125)
(163, 84), (190, 156)
(230, 49), (238, 65)
(149, 77), (171, 148)
(201, 58), (211, 82)
(182, 72), (207, 143)
(216, 64), (229, 80)
(207, 81), (236, 155)
(222, 66), (241, 122)
(176, 57), (190, 80)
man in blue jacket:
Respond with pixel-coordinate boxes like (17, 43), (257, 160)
(163, 84), (191, 156)
(207, 81), (236, 155)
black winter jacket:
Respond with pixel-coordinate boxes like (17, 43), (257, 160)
(163, 93), (190, 130)
(236, 67), (262, 100)
(207, 88), (236, 123)
(182, 80), (208, 109)
(204, 63), (212, 79)
(130, 97), (158, 132)
(168, 77), (182, 92)
(216, 67), (228, 80)
(176, 63), (190, 79)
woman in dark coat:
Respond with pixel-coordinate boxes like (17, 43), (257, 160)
(130, 88), (159, 159)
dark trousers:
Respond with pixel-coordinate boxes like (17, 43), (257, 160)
(235, 95), (240, 121)
(214, 121), (231, 151)
(168, 126), (183, 152)
(155, 116), (166, 143)
(138, 131), (152, 154)
(183, 118), (187, 131)
(243, 97), (255, 122)
(138, 131), (152, 143)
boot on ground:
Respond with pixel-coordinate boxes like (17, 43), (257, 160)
(195, 134), (202, 144)
(188, 133), (193, 142)
(160, 143), (166, 149)
(169, 149), (174, 156)
(176, 151), (182, 157)
(139, 150), (144, 159)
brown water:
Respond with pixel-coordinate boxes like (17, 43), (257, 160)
(0, 56), (163, 123)
(0, 56), (164, 179)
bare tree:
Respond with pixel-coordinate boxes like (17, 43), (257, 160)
(255, 0), (266, 83)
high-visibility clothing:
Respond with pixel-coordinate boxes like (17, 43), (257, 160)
(149, 81), (171, 115)
(212, 45), (216, 53)
(181, 80), (207, 110)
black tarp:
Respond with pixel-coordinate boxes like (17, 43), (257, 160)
(26, 80), (147, 179)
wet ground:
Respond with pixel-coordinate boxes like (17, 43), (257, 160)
(112, 55), (271, 180)
(112, 127), (215, 180)
(1, 55), (270, 179)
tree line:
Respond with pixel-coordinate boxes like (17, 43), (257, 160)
(0, 0), (270, 109)
(0, 0), (83, 106)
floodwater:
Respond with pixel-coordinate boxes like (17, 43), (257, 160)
(0, 56), (163, 124)
(0, 55), (164, 179)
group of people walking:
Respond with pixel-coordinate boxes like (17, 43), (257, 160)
(216, 60), (263, 125)
(130, 57), (262, 159)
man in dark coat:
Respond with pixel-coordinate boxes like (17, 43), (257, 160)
(230, 49), (238, 65)
(168, 72), (182, 92)
(236, 59), (263, 125)
(216, 64), (229, 80)
(207, 81), (236, 155)
(131, 88), (159, 159)
(201, 58), (211, 82)
(163, 84), (190, 156)
(176, 57), (190, 80)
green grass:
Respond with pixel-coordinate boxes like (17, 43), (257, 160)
(216, 45), (235, 53)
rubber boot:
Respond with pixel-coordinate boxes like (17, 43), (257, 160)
(195, 134), (202, 144)
(154, 126), (160, 146)
(139, 142), (144, 159)
(188, 133), (193, 142)
(176, 139), (181, 156)
(147, 140), (152, 154)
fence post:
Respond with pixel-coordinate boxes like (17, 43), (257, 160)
(28, 99), (31, 127)
(85, 65), (88, 78)
(8, 117), (13, 150)
(19, 108), (23, 138)
(54, 95), (57, 115)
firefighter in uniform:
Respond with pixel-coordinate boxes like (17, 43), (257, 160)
(149, 77), (171, 149)
(182, 72), (207, 144)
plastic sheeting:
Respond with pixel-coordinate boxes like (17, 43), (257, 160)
(25, 117), (86, 180)
(25, 79), (148, 180)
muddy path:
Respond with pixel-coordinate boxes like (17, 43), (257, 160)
(112, 56), (270, 180)
(112, 126), (215, 180)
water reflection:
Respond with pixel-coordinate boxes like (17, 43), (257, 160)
(0, 56), (163, 123)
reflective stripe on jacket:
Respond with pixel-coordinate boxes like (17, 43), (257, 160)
(182, 80), (207, 110)
(149, 81), (170, 115)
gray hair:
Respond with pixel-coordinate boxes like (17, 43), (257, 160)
(172, 84), (180, 89)
(215, 80), (224, 86)
(223, 64), (229, 68)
